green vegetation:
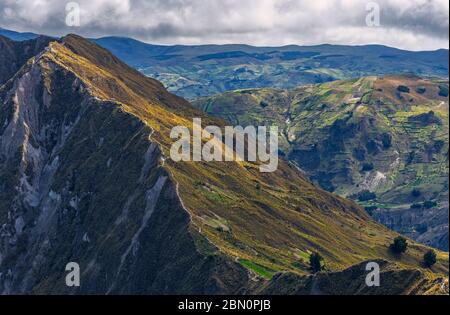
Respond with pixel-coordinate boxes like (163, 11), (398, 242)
(423, 250), (437, 268)
(309, 252), (323, 273)
(259, 101), (269, 108)
(397, 85), (410, 93)
(416, 86), (426, 94)
(423, 200), (438, 209)
(351, 190), (377, 202)
(438, 84), (449, 97)
(3, 35), (446, 294)
(390, 236), (408, 254)
(238, 259), (276, 279)
(361, 162), (374, 172)
(411, 188), (421, 197)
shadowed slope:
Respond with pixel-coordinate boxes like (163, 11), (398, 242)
(0, 35), (52, 85)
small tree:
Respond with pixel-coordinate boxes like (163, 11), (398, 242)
(356, 190), (377, 202)
(423, 200), (437, 209)
(361, 162), (374, 172)
(423, 250), (437, 268)
(397, 85), (410, 93)
(309, 252), (323, 273)
(389, 236), (408, 254)
(416, 86), (426, 94)
(438, 84), (449, 97)
(411, 188), (421, 197)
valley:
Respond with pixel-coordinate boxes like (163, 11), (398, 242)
(193, 75), (449, 251)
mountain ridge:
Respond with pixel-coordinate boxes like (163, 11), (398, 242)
(0, 34), (447, 294)
(1, 28), (448, 100)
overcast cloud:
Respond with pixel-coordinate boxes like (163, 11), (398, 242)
(0, 0), (448, 50)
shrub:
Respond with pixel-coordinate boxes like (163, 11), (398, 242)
(259, 101), (269, 108)
(433, 140), (445, 153)
(423, 200), (437, 209)
(389, 236), (408, 254)
(381, 133), (392, 149)
(423, 250), (437, 268)
(410, 203), (422, 209)
(357, 190), (377, 202)
(365, 139), (379, 154)
(416, 86), (426, 94)
(438, 84), (449, 97)
(397, 85), (410, 93)
(411, 188), (421, 197)
(406, 151), (415, 165)
(361, 162), (374, 172)
(309, 252), (323, 273)
(352, 147), (366, 161)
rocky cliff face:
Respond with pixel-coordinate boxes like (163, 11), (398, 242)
(0, 35), (447, 294)
(0, 35), (51, 86)
(0, 41), (248, 293)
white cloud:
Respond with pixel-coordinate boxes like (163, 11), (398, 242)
(0, 0), (448, 50)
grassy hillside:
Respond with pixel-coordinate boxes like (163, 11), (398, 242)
(193, 76), (449, 250)
(55, 36), (449, 275)
(0, 35), (447, 293)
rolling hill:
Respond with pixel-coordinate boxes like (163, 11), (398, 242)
(93, 36), (448, 100)
(0, 28), (40, 41)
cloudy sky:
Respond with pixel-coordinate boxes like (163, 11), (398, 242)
(0, 0), (448, 50)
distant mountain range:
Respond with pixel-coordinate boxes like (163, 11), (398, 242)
(94, 37), (449, 100)
(1, 28), (448, 100)
(0, 28), (42, 41)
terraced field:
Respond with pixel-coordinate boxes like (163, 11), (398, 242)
(193, 75), (449, 250)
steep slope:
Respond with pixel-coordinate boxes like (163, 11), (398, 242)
(0, 34), (52, 85)
(0, 36), (248, 294)
(0, 35), (447, 294)
(193, 76), (449, 250)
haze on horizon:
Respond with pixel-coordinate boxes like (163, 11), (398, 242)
(0, 0), (448, 51)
